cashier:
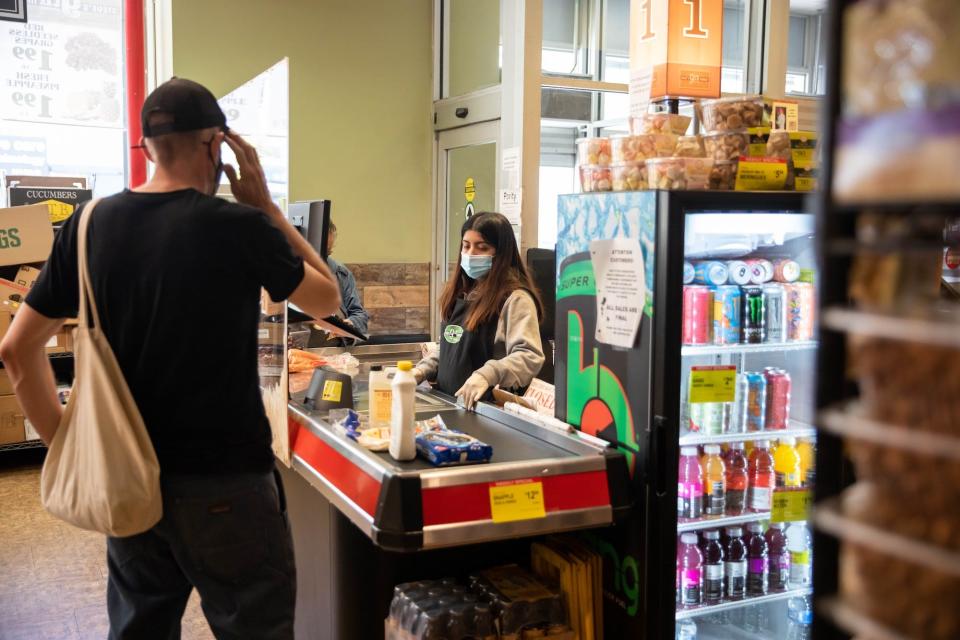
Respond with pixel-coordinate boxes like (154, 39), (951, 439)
(414, 212), (545, 409)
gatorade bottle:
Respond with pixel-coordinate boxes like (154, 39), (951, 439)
(700, 530), (725, 604)
(746, 522), (769, 596)
(702, 445), (727, 516)
(725, 442), (749, 515)
(678, 447), (704, 519)
(747, 440), (775, 512)
(724, 526), (747, 600)
(774, 437), (802, 488)
(797, 438), (816, 487)
(766, 522), (791, 592)
(678, 533), (704, 608)
(786, 522), (812, 587)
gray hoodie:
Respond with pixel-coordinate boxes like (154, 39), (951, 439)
(415, 289), (545, 390)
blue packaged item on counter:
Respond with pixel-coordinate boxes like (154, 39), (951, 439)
(416, 430), (493, 467)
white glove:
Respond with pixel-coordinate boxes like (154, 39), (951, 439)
(455, 373), (490, 410)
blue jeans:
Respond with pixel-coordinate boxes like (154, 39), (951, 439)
(106, 469), (296, 640)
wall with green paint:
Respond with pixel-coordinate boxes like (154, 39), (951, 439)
(171, 0), (434, 263)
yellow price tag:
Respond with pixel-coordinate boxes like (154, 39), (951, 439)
(41, 200), (75, 223)
(771, 489), (812, 522)
(791, 148), (817, 170)
(689, 366), (737, 404)
(321, 380), (343, 402)
(795, 176), (818, 192)
(489, 480), (546, 523)
(735, 158), (789, 191)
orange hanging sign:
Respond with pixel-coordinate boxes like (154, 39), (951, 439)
(630, 0), (723, 109)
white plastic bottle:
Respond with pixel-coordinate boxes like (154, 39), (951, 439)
(786, 522), (812, 587)
(368, 365), (392, 427)
(389, 361), (417, 461)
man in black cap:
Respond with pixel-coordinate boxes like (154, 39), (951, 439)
(0, 78), (341, 638)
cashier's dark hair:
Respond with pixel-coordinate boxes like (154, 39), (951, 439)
(440, 211), (543, 332)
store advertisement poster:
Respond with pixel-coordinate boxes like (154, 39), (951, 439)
(555, 191), (656, 634)
(1, 0), (123, 128)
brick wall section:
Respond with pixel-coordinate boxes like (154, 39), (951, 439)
(345, 262), (431, 336)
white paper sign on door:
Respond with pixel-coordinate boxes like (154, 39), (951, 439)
(590, 238), (645, 349)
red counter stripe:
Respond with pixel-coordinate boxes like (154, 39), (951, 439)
(421, 470), (611, 527)
(291, 418), (381, 518)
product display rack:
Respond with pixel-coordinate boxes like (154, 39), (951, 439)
(679, 421), (816, 446)
(811, 1), (960, 638)
(0, 352), (71, 453)
(676, 587), (814, 621)
(676, 512), (772, 534)
(680, 340), (817, 357)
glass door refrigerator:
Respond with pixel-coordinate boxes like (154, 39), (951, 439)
(555, 190), (818, 640)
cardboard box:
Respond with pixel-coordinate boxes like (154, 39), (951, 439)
(15, 265), (41, 290)
(24, 418), (40, 442)
(0, 369), (12, 396)
(45, 328), (72, 354)
(0, 278), (30, 306)
(0, 395), (25, 445)
(0, 204), (54, 267)
(0, 308), (11, 342)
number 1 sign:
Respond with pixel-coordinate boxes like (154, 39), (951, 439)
(629, 0), (722, 107)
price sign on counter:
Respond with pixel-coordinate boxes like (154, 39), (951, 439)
(771, 489), (812, 522)
(689, 366), (737, 404)
(489, 479), (545, 523)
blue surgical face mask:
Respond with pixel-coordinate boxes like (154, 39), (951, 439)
(461, 253), (494, 280)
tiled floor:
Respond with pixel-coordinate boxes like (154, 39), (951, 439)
(0, 456), (214, 640)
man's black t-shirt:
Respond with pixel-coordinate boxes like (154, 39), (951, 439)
(26, 188), (305, 475)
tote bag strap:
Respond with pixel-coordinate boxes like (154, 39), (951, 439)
(75, 198), (103, 330)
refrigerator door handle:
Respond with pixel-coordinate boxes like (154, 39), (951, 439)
(652, 415), (668, 497)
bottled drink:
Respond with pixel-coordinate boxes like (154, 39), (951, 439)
(700, 530), (724, 604)
(797, 438), (815, 487)
(786, 596), (813, 640)
(742, 286), (766, 343)
(737, 372), (766, 432)
(724, 527), (747, 600)
(712, 285), (741, 345)
(701, 445), (726, 516)
(747, 441), (775, 512)
(676, 618), (698, 640)
(765, 522), (790, 592)
(725, 442), (748, 515)
(746, 522), (769, 596)
(678, 447), (704, 519)
(786, 522), (812, 587)
(774, 437), (802, 488)
(389, 361), (417, 461)
(763, 283), (786, 343)
(678, 533), (704, 608)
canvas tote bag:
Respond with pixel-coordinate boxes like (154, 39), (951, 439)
(40, 198), (162, 537)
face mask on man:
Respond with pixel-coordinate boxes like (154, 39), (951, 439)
(461, 253), (494, 280)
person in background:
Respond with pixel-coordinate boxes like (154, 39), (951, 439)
(326, 219), (369, 337)
(0, 78), (341, 639)
(415, 212), (544, 409)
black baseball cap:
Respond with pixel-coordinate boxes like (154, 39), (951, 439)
(141, 77), (228, 137)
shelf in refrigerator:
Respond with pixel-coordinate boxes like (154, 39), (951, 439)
(681, 341), (817, 357)
(818, 598), (911, 640)
(675, 587), (813, 620)
(679, 421), (816, 446)
(677, 512), (771, 533)
(821, 307), (960, 349)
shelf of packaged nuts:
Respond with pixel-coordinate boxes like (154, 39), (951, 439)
(819, 405), (960, 463)
(821, 307), (960, 349)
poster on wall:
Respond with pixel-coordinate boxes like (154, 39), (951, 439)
(0, 0), (123, 127)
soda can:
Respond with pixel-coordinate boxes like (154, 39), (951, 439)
(772, 259), (801, 283)
(741, 286), (766, 343)
(691, 401), (730, 435)
(726, 260), (752, 285)
(763, 368), (791, 430)
(694, 261), (729, 286)
(740, 372), (767, 432)
(683, 261), (696, 285)
(747, 259), (774, 284)
(762, 283), (786, 343)
(683, 286), (712, 345)
(731, 375), (749, 433)
(785, 283), (815, 341)
(712, 285), (742, 345)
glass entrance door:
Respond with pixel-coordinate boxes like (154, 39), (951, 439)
(433, 121), (499, 332)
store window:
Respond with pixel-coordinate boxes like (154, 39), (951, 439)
(0, 0), (126, 205)
(722, 0), (749, 93)
(444, 0), (501, 98)
(786, 0), (827, 96)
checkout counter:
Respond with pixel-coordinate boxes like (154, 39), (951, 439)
(280, 344), (632, 639)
